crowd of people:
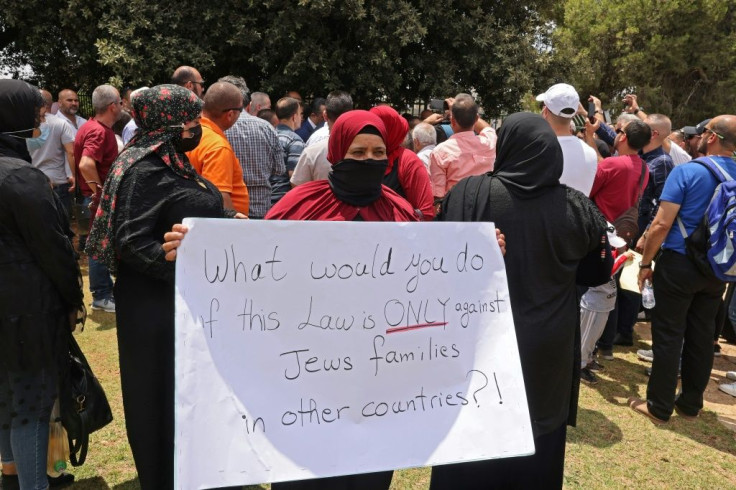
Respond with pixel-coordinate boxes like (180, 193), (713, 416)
(1, 66), (735, 490)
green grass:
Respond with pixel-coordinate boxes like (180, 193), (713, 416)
(47, 278), (736, 488)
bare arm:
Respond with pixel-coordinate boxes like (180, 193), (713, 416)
(221, 192), (234, 211)
(623, 94), (648, 120)
(63, 141), (75, 191)
(78, 155), (102, 193)
(583, 119), (604, 162)
(637, 201), (680, 288)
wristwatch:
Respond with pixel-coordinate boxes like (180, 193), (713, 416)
(639, 263), (652, 269)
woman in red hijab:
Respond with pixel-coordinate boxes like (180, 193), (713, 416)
(265, 109), (418, 222)
(369, 105), (435, 220)
(162, 110), (506, 489)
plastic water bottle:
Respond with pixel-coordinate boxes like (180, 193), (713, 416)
(642, 280), (655, 309)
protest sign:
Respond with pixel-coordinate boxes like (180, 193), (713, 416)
(174, 219), (533, 489)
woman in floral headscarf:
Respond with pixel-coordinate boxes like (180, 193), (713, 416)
(87, 84), (234, 490)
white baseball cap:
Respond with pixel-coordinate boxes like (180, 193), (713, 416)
(536, 83), (580, 118)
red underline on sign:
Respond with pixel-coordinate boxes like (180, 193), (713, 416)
(386, 322), (447, 334)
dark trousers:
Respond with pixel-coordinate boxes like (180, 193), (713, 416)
(647, 250), (725, 420)
(115, 280), (175, 490)
(52, 182), (72, 219)
(597, 276), (640, 350)
(429, 424), (567, 490)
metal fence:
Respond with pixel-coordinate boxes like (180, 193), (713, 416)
(77, 93), (94, 119)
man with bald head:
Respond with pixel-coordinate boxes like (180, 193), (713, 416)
(632, 115), (736, 424)
(28, 89), (77, 217)
(638, 114), (675, 236)
(171, 65), (206, 98)
(57, 88), (87, 131)
(186, 81), (249, 215)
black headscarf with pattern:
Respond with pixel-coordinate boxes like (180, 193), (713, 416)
(86, 84), (203, 271)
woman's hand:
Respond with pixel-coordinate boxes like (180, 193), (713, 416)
(496, 228), (506, 256)
(162, 223), (189, 262)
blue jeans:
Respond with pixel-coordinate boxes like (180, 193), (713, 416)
(81, 196), (114, 301)
(89, 255), (114, 302)
(0, 368), (56, 490)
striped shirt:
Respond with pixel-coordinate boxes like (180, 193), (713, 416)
(225, 113), (285, 218)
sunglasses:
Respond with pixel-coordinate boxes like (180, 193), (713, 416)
(703, 127), (725, 140)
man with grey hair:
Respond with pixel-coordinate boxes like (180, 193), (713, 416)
(428, 93), (496, 199)
(247, 92), (271, 116)
(412, 122), (436, 172)
(75, 84), (122, 312)
(220, 76), (285, 218)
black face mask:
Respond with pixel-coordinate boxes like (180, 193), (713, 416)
(328, 158), (388, 206)
(175, 124), (202, 153)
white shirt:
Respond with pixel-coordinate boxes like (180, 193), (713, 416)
(290, 139), (331, 185)
(668, 142), (691, 166)
(416, 144), (436, 173)
(122, 118), (138, 145)
(557, 136), (598, 196)
(305, 125), (329, 147)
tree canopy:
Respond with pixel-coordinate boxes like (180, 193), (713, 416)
(0, 0), (554, 114)
(551, 0), (736, 127)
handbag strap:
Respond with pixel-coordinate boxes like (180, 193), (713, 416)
(636, 159), (646, 202)
(68, 409), (90, 467)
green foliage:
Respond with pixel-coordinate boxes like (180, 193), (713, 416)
(552, 0), (736, 127)
(0, 0), (555, 116)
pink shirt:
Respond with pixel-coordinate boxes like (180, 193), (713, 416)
(429, 127), (497, 198)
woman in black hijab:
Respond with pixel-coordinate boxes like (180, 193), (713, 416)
(430, 113), (611, 489)
(0, 80), (84, 490)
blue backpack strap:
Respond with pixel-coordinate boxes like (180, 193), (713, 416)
(691, 157), (732, 183)
(677, 158), (732, 239)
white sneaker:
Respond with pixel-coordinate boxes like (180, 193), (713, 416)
(637, 349), (654, 362)
(726, 371), (736, 382)
(719, 382), (736, 397)
(91, 297), (116, 313)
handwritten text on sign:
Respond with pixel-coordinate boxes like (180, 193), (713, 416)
(174, 220), (533, 489)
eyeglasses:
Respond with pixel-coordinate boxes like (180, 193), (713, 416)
(222, 106), (244, 114)
(190, 80), (206, 86)
(615, 128), (625, 135)
(168, 123), (201, 131)
(110, 99), (123, 106)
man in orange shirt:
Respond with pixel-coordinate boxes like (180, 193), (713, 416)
(187, 81), (249, 215)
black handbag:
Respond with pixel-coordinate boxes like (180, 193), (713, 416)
(59, 333), (113, 466)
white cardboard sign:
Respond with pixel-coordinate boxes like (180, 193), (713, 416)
(174, 219), (533, 489)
